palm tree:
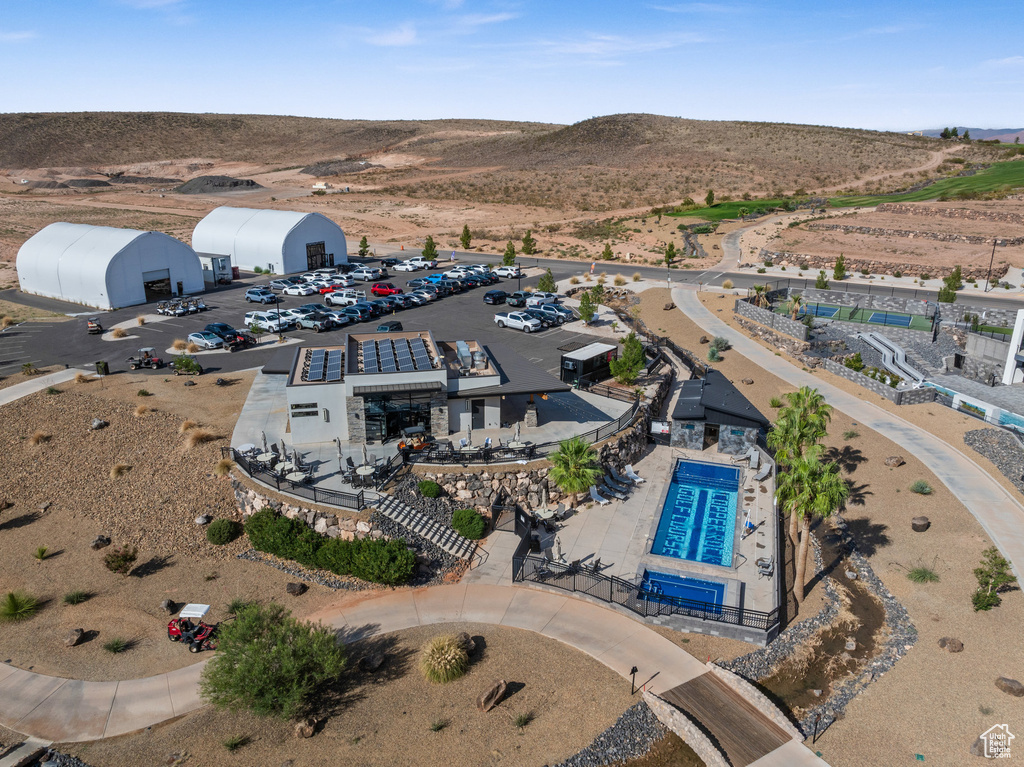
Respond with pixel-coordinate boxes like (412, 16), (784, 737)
(785, 293), (805, 320)
(793, 458), (849, 604)
(547, 436), (602, 507)
(751, 284), (769, 308)
(774, 443), (823, 545)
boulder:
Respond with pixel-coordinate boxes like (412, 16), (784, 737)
(699, 336), (709, 344)
(884, 455), (905, 467)
(293, 718), (317, 738)
(286, 582), (308, 597)
(455, 631), (477, 655)
(160, 599), (176, 614)
(90, 418), (108, 430)
(90, 535), (111, 550)
(314, 518), (328, 534)
(741, 378), (754, 385)
(195, 514), (212, 526)
(476, 679), (507, 713)
(845, 639), (857, 651)
(360, 652), (386, 672)
(183, 380), (196, 387)
(356, 521), (372, 533)
(64, 628), (84, 647)
(946, 639), (964, 653)
(911, 516), (930, 532)
(325, 526), (342, 539)
(995, 677), (1024, 697)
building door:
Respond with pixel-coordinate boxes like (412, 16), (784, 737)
(703, 423), (719, 450)
(141, 269), (172, 301)
(306, 242), (327, 270)
(471, 399), (485, 429)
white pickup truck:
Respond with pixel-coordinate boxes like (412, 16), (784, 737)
(325, 289), (367, 307)
(494, 311), (543, 333)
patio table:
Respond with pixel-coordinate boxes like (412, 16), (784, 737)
(255, 452), (277, 463)
(355, 465), (375, 486)
(285, 472), (308, 483)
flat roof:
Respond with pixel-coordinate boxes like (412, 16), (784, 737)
(448, 342), (571, 398)
(562, 342), (618, 361)
(347, 331), (442, 375)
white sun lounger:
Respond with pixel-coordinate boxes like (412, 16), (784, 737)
(624, 465), (645, 484)
(753, 464), (772, 482)
(589, 485), (611, 506)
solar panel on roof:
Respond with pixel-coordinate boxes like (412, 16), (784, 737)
(410, 338), (427, 355)
(326, 370), (341, 382)
(398, 358), (414, 372)
(383, 361), (397, 373)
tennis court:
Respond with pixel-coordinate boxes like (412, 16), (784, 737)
(775, 302), (932, 331)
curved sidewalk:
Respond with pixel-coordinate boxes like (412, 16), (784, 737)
(674, 288), (1024, 577)
(0, 583), (824, 764)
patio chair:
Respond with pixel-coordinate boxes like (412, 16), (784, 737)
(624, 464), (645, 484)
(757, 555), (774, 579)
(553, 502), (568, 520)
(459, 437), (468, 449)
(484, 437), (492, 449)
(753, 464), (772, 482)
(589, 485), (611, 506)
(609, 465), (636, 487)
(604, 473), (630, 494)
(346, 456), (356, 470)
(601, 479), (628, 500)
(748, 449), (761, 472)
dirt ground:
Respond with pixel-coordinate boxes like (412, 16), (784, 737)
(63, 622), (644, 767)
(639, 289), (1024, 767)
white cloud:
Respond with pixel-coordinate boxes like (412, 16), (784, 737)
(649, 3), (739, 13)
(983, 55), (1024, 68)
(366, 22), (418, 47)
(0, 31), (36, 42)
(120, 0), (186, 8)
(537, 32), (702, 58)
(454, 12), (517, 29)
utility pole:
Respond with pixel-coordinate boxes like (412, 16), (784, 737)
(985, 238), (998, 292)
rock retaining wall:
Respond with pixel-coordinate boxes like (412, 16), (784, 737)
(877, 202), (1024, 226)
(733, 299), (809, 341)
(806, 221), (1024, 247)
(759, 247), (1007, 281)
(733, 316), (811, 356)
(232, 480), (372, 541)
(821, 359), (937, 405)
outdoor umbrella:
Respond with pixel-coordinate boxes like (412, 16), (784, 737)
(279, 439), (288, 461)
(513, 421), (521, 443)
(362, 443), (369, 467)
(553, 536), (562, 563)
(261, 431), (268, 453)
(335, 438), (344, 471)
(467, 424), (472, 448)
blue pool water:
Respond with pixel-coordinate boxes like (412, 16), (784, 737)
(640, 569), (725, 607)
(651, 460), (739, 567)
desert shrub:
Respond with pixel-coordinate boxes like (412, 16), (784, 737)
(757, 267), (767, 273)
(514, 711), (535, 728)
(186, 342), (200, 354)
(134, 405), (151, 417)
(973, 546), (1017, 611)
(21, 362), (38, 376)
(28, 431), (50, 446)
(910, 480), (932, 495)
(136, 315), (146, 326)
(844, 353), (865, 372)
(430, 719), (449, 732)
(351, 539), (417, 585)
(186, 429), (217, 448)
(103, 638), (130, 654)
(614, 275), (626, 286)
(63, 590), (91, 605)
(451, 509), (487, 540)
(0, 591), (40, 622)
(172, 339), (187, 351)
(632, 272), (642, 282)
(179, 419), (197, 434)
(920, 273), (932, 281)
(893, 270), (903, 278)
(722, 279), (734, 289)
(111, 327), (128, 339)
(200, 603), (347, 720)
(109, 463), (131, 479)
(45, 386), (61, 395)
(907, 567), (939, 583)
(418, 480), (442, 498)
(710, 336), (731, 352)
(137, 388), (152, 397)
(420, 635), (469, 684)
(223, 735), (250, 752)
(569, 276), (580, 285)
(226, 598), (256, 616)
(33, 546), (49, 561)
(253, 266), (264, 274)
(207, 519), (242, 545)
(0, 316), (14, 328)
(707, 347), (721, 362)
(104, 545), (138, 575)
(843, 430), (860, 440)
(214, 458), (235, 477)
(74, 372), (90, 384)
(769, 397), (783, 408)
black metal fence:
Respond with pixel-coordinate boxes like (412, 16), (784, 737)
(577, 377), (640, 403)
(967, 327), (1013, 343)
(224, 447), (366, 510)
(512, 553), (780, 632)
(758, 277), (935, 300)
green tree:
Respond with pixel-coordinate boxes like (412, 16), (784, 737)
(459, 224), (472, 250)
(609, 332), (645, 385)
(422, 235), (438, 260)
(815, 270), (830, 290)
(547, 436), (602, 506)
(664, 241), (676, 266)
(521, 230), (536, 255)
(578, 290), (595, 324)
(200, 603), (346, 720)
(940, 127), (951, 139)
(358, 236), (369, 256)
(973, 546), (1017, 611)
(833, 253), (846, 281)
(751, 284), (769, 308)
(951, 127), (959, 137)
(785, 293), (805, 320)
(793, 456), (850, 603)
(938, 266), (962, 303)
(502, 240), (516, 266)
(705, 189), (715, 207)
(537, 268), (556, 293)
(962, 129), (970, 142)
(590, 283), (605, 306)
(601, 242), (614, 260)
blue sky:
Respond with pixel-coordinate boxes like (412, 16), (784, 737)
(1, 0), (1022, 131)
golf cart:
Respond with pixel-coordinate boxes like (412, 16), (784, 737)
(167, 603), (218, 653)
(172, 354), (203, 376)
(87, 317), (103, 335)
(127, 347), (163, 370)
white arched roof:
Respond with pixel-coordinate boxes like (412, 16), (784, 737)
(16, 223), (203, 309)
(192, 206), (347, 273)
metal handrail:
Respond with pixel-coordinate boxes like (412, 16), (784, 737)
(225, 447), (366, 510)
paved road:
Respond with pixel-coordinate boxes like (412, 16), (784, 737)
(673, 288), (1024, 579)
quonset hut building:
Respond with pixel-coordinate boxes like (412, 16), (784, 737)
(191, 207), (348, 275)
(16, 223), (204, 309)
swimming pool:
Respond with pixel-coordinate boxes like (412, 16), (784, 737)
(651, 460), (739, 568)
(640, 569), (725, 607)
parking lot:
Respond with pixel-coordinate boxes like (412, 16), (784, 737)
(0, 261), (609, 380)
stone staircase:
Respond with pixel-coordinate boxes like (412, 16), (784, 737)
(376, 496), (477, 561)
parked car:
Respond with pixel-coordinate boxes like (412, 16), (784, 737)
(506, 291), (531, 307)
(392, 294), (417, 309)
(351, 266), (383, 281)
(313, 267), (340, 278)
(297, 303), (328, 314)
(204, 322), (240, 344)
(187, 331), (224, 349)
(406, 292), (430, 306)
(483, 289), (508, 305)
(522, 309), (555, 329)
(355, 301), (383, 318)
(394, 260), (421, 272)
(458, 275), (483, 288)
(299, 272), (320, 282)
(280, 307), (316, 323)
(493, 311), (542, 332)
(406, 256), (438, 269)
(525, 291), (558, 307)
(282, 283), (317, 296)
(406, 277), (433, 289)
(325, 290), (366, 307)
(411, 289), (437, 303)
(495, 265), (522, 278)
(244, 310), (291, 332)
(443, 267), (470, 279)
(328, 275), (355, 288)
(380, 257), (400, 268)
(370, 299), (393, 315)
(269, 278), (301, 291)
(295, 312), (335, 332)
(323, 309), (352, 327)
(371, 282), (403, 296)
(376, 320), (404, 332)
(245, 288), (277, 304)
(343, 305), (373, 322)
(375, 295), (402, 311)
(537, 303), (575, 324)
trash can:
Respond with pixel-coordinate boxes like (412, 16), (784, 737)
(95, 360), (109, 376)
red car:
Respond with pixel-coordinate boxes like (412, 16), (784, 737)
(371, 282), (403, 296)
(317, 284), (339, 294)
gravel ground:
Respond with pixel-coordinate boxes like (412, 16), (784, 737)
(963, 428), (1024, 496)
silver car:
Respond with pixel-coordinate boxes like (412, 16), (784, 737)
(187, 331), (224, 349)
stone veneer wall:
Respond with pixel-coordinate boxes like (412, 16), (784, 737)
(346, 395), (366, 443)
(716, 424), (759, 456)
(642, 692), (731, 767)
(822, 359), (937, 405)
(733, 299), (809, 341)
(671, 421), (704, 450)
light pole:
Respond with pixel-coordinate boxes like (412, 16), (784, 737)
(630, 666), (639, 695)
(275, 293), (283, 342)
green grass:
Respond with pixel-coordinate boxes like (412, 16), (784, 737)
(908, 567), (940, 583)
(669, 198), (792, 221)
(226, 597), (256, 615)
(102, 637), (131, 654)
(223, 734), (250, 751)
(63, 590), (91, 605)
(513, 711), (535, 729)
(979, 325), (1013, 336)
(0, 591), (40, 622)
(430, 718), (450, 732)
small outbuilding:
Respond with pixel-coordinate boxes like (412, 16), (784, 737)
(192, 206), (348, 275)
(559, 342), (618, 385)
(670, 370), (769, 455)
(16, 223), (204, 310)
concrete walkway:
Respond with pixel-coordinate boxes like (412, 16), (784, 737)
(0, 584), (826, 765)
(0, 368), (89, 407)
(674, 288), (1024, 578)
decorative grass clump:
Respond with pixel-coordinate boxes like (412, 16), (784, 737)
(134, 405), (152, 417)
(614, 275), (626, 286)
(223, 735), (250, 752)
(451, 508), (487, 540)
(420, 635), (469, 684)
(109, 463), (131, 479)
(206, 518), (242, 545)
(74, 372), (91, 384)
(1, 316), (15, 328)
(103, 545), (138, 575)
(0, 591), (40, 622)
(569, 276), (580, 285)
(111, 327), (128, 339)
(214, 458), (235, 477)
(843, 430), (860, 440)
(418, 480), (442, 498)
(103, 638), (130, 654)
(430, 718), (449, 732)
(910, 480), (933, 495)
(179, 419), (197, 434)
(908, 567), (939, 584)
(513, 711), (535, 729)
(137, 388), (152, 397)
(63, 590), (91, 605)
(28, 431), (51, 446)
(186, 342), (200, 354)
(186, 429), (217, 449)
(632, 272), (642, 282)
(722, 279), (734, 289)
(707, 348), (721, 363)
(45, 386), (62, 395)
(136, 315), (146, 326)
(226, 598), (255, 616)
(769, 397), (783, 408)
(172, 339), (188, 351)
(33, 546), (49, 561)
